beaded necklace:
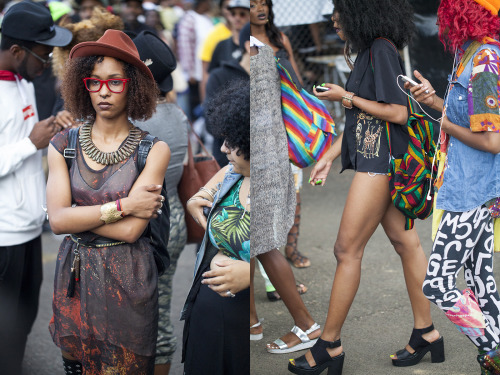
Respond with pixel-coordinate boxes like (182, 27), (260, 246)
(79, 123), (142, 165)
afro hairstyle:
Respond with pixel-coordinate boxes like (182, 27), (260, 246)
(205, 79), (250, 160)
(333, 0), (415, 51)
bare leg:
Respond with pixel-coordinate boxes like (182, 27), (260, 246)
(62, 351), (77, 360)
(259, 249), (320, 349)
(250, 258), (263, 336)
(154, 363), (171, 375)
(303, 173), (396, 365)
(308, 23), (322, 53)
(381, 204), (440, 356)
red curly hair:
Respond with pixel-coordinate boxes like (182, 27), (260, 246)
(438, 0), (500, 51)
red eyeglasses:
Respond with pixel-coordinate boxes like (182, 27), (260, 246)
(83, 78), (130, 93)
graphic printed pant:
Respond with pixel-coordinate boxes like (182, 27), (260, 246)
(423, 206), (500, 351)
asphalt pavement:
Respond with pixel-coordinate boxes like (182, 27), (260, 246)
(20, 157), (492, 375)
(250, 159), (486, 375)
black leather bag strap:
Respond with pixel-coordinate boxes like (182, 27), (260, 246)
(64, 127), (79, 169)
(137, 134), (155, 173)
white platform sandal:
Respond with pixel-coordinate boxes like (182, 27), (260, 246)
(266, 322), (321, 354)
(250, 321), (263, 341)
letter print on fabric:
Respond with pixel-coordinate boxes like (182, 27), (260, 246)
(423, 206), (500, 351)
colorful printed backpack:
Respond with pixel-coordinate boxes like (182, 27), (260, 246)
(386, 100), (438, 230)
(369, 38), (438, 230)
(276, 58), (336, 168)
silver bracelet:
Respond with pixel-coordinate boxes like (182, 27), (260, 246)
(187, 196), (208, 204)
(199, 186), (215, 199)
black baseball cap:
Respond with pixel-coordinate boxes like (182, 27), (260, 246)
(1, 2), (72, 47)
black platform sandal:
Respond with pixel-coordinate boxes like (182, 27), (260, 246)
(391, 324), (445, 367)
(288, 337), (344, 375)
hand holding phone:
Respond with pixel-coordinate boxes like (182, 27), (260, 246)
(315, 86), (330, 92)
(401, 75), (429, 94)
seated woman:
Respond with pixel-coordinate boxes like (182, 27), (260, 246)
(181, 80), (250, 375)
(46, 30), (170, 374)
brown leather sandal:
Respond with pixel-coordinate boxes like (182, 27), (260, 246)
(286, 237), (311, 268)
(285, 195), (311, 268)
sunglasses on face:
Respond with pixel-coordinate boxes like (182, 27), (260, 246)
(21, 46), (52, 67)
(83, 78), (130, 93)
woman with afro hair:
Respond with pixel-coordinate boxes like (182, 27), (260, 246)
(47, 30), (170, 374)
(181, 79), (250, 375)
(289, 0), (444, 374)
(408, 0), (500, 372)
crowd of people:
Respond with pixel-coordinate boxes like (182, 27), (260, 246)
(0, 0), (499, 374)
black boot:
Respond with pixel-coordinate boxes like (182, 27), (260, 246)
(62, 356), (82, 375)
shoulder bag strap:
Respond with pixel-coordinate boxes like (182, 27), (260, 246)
(64, 127), (79, 169)
(137, 134), (155, 174)
(187, 120), (213, 157)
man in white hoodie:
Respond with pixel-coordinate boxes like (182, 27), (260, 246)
(0, 3), (72, 374)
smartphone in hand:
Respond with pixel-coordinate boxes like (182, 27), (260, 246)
(401, 75), (429, 94)
(315, 86), (330, 92)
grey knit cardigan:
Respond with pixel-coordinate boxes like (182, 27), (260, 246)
(250, 44), (296, 257)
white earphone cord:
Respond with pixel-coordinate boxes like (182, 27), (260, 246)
(395, 49), (458, 200)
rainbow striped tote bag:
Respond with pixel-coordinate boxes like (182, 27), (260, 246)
(276, 58), (336, 168)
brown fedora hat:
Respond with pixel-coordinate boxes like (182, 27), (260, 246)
(69, 29), (154, 81)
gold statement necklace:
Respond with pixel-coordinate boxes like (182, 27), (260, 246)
(79, 123), (142, 165)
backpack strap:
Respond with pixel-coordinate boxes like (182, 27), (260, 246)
(64, 127), (79, 169)
(137, 134), (155, 173)
(369, 38), (410, 157)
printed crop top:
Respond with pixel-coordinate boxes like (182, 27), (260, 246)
(207, 178), (250, 263)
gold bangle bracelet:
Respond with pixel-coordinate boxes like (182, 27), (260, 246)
(100, 201), (123, 224)
(341, 92), (355, 109)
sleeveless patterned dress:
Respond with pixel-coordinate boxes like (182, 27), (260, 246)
(49, 127), (158, 374)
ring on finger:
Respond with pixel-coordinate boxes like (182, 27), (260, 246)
(225, 290), (236, 298)
(157, 209), (162, 215)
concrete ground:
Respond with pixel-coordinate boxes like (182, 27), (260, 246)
(20, 157), (494, 375)
(250, 160), (488, 375)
